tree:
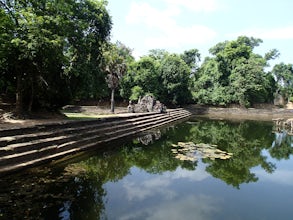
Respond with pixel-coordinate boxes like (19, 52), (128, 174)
(0, 4), (14, 95)
(103, 43), (127, 113)
(120, 50), (196, 105)
(120, 54), (161, 101)
(271, 63), (293, 102)
(0, 0), (112, 116)
(180, 49), (201, 73)
(148, 49), (169, 61)
(159, 54), (192, 105)
(229, 56), (269, 106)
(193, 36), (277, 107)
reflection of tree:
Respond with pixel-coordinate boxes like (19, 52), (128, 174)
(122, 136), (197, 174)
(183, 119), (277, 188)
(0, 167), (106, 220)
(78, 152), (131, 182)
(137, 130), (162, 145)
(270, 132), (293, 160)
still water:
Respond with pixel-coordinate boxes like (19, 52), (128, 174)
(1, 117), (293, 220)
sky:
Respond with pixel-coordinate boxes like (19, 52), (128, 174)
(107, 0), (293, 65)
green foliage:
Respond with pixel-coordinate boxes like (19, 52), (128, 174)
(193, 36), (277, 107)
(102, 42), (128, 112)
(0, 0), (112, 113)
(159, 54), (192, 105)
(129, 85), (144, 101)
(184, 120), (278, 188)
(121, 51), (195, 105)
(265, 49), (280, 61)
(120, 55), (161, 101)
(148, 49), (169, 61)
(180, 49), (201, 72)
(103, 43), (127, 90)
(271, 62), (293, 101)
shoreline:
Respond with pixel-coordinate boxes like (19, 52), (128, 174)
(185, 105), (293, 121)
(1, 105), (293, 129)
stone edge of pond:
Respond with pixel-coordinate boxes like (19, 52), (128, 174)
(185, 105), (293, 121)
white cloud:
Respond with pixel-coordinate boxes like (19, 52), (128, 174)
(122, 167), (210, 201)
(126, 1), (217, 50)
(231, 26), (293, 40)
(162, 0), (219, 13)
(254, 169), (293, 186)
(122, 176), (176, 201)
(120, 195), (221, 220)
(145, 25), (216, 49)
(171, 167), (210, 181)
(126, 2), (178, 29)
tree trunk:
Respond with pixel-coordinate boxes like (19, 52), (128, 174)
(15, 74), (23, 118)
(28, 77), (34, 113)
(110, 88), (115, 113)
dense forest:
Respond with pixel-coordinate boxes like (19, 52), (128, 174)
(1, 0), (293, 117)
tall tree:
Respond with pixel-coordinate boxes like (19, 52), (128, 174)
(0, 0), (111, 116)
(159, 54), (192, 105)
(193, 36), (277, 107)
(103, 43), (127, 113)
(272, 63), (293, 102)
(180, 49), (201, 73)
(120, 56), (160, 101)
(120, 49), (197, 105)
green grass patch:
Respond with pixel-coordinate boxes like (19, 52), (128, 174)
(63, 112), (116, 120)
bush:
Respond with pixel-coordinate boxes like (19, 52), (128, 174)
(129, 86), (144, 101)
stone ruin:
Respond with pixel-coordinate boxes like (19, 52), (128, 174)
(272, 118), (293, 135)
(127, 95), (166, 113)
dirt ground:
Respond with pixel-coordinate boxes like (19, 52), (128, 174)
(0, 105), (128, 129)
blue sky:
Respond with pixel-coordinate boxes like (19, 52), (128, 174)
(107, 0), (293, 65)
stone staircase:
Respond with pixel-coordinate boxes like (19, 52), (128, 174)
(0, 108), (192, 175)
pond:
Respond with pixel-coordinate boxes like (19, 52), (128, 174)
(1, 117), (293, 220)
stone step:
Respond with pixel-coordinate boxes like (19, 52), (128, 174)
(104, 110), (191, 139)
(0, 112), (170, 156)
(0, 111), (165, 137)
(0, 111), (188, 163)
(0, 109), (192, 174)
(0, 112), (164, 147)
(0, 110), (186, 158)
(0, 109), (183, 147)
(0, 111), (191, 171)
(0, 112), (153, 137)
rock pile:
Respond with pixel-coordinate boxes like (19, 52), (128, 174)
(127, 95), (166, 113)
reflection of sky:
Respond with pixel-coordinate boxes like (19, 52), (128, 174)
(122, 165), (210, 202)
(254, 149), (293, 186)
(119, 195), (220, 220)
(254, 169), (293, 186)
(104, 162), (221, 220)
(104, 158), (293, 220)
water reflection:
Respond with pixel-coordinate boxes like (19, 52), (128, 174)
(270, 131), (293, 159)
(0, 118), (293, 219)
(0, 166), (106, 219)
(137, 130), (161, 145)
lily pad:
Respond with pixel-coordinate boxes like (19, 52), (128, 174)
(171, 142), (232, 162)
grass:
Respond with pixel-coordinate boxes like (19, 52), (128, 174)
(63, 112), (117, 120)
